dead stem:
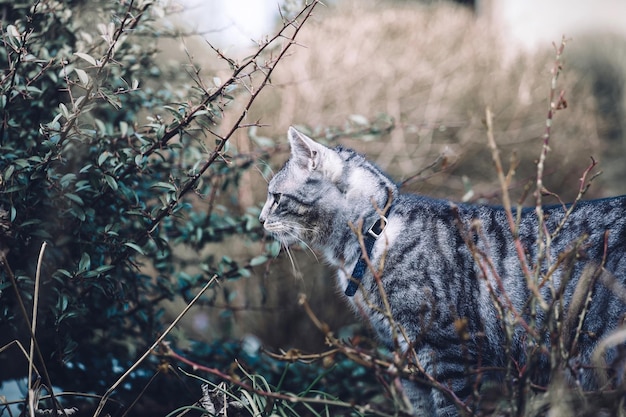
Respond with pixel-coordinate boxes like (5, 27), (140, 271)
(28, 242), (48, 417)
(485, 107), (546, 310)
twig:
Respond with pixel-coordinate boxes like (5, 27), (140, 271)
(28, 242), (49, 417)
(549, 157), (600, 240)
(531, 36), (569, 300)
(298, 293), (471, 415)
(399, 152), (453, 188)
(485, 107), (546, 309)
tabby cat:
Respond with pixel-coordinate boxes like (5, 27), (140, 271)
(259, 127), (626, 416)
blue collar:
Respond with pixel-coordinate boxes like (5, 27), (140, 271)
(345, 203), (391, 297)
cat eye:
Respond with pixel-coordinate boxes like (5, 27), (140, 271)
(271, 193), (282, 207)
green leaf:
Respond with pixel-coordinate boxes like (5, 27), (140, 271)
(69, 206), (86, 221)
(94, 118), (106, 134)
(104, 174), (118, 191)
(75, 68), (89, 86)
(20, 219), (42, 227)
(249, 255), (268, 267)
(58, 294), (69, 312)
(65, 193), (84, 206)
(79, 253), (91, 272)
(4, 165), (14, 181)
(73, 95), (86, 110)
(55, 269), (73, 279)
(268, 240), (281, 257)
(134, 154), (145, 167)
(13, 159), (29, 169)
(77, 164), (93, 174)
(163, 105), (184, 121)
(150, 181), (176, 192)
(348, 114), (369, 126)
(124, 242), (145, 255)
(96, 265), (115, 274)
(74, 52), (97, 66)
(59, 103), (70, 119)
(60, 173), (76, 189)
(97, 151), (110, 166)
(119, 121), (128, 137)
(99, 88), (122, 109)
(7, 25), (20, 39)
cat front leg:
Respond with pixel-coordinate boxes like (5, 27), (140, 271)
(431, 390), (460, 417)
(408, 346), (464, 417)
(400, 378), (458, 417)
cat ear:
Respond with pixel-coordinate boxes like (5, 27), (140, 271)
(287, 126), (326, 170)
(288, 127), (343, 180)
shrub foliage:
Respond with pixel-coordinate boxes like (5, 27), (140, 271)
(0, 1), (364, 414)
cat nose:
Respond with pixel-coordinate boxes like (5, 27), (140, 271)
(259, 202), (271, 225)
(259, 209), (268, 225)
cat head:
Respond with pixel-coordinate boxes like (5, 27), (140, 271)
(259, 127), (397, 250)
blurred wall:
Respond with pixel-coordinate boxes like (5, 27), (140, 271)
(487, 0), (626, 54)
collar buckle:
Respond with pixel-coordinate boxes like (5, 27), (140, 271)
(366, 215), (388, 239)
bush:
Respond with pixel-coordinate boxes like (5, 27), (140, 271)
(0, 1), (375, 415)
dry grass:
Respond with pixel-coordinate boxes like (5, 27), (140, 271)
(251, 0), (624, 202)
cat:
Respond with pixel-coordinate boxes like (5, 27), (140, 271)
(259, 127), (626, 416)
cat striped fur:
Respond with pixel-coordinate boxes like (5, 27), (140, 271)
(259, 127), (626, 416)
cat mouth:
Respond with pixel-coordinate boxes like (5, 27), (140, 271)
(263, 221), (295, 243)
(263, 222), (298, 245)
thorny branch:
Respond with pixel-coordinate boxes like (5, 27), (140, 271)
(529, 37), (570, 317)
(136, 1), (322, 241)
(485, 106), (543, 308)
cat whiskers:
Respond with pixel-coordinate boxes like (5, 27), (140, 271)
(281, 243), (300, 278)
(295, 236), (319, 262)
(281, 227), (319, 261)
(255, 161), (275, 184)
(282, 221), (320, 261)
(270, 224), (319, 276)
(273, 232), (303, 278)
